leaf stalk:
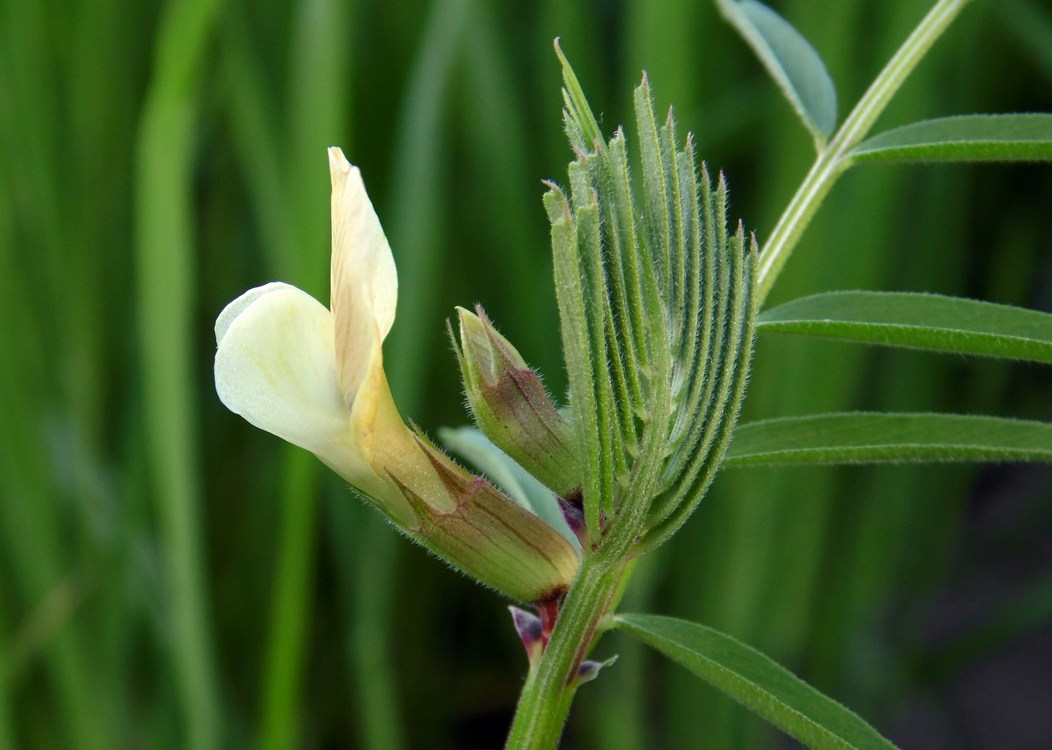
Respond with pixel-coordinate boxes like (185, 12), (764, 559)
(756, 0), (972, 304)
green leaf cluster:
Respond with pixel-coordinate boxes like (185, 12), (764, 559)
(545, 44), (758, 552)
(604, 3), (1052, 750)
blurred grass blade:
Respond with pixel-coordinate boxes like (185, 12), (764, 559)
(326, 501), (405, 750)
(134, 0), (222, 745)
(615, 614), (896, 750)
(220, 8), (298, 276)
(0, 41), (96, 745)
(259, 1), (351, 748)
(459, 5), (556, 362)
(285, 0), (351, 296)
(260, 451), (319, 750)
(758, 291), (1052, 363)
(341, 4), (473, 750)
(716, 0), (837, 143)
(851, 114), (1052, 162)
(725, 413), (1052, 466)
(0, 598), (11, 750)
(385, 0), (472, 408)
(220, 12), (328, 748)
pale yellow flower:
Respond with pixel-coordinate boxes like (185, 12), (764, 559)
(214, 148), (578, 601)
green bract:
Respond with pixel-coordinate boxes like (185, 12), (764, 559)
(544, 44), (758, 554)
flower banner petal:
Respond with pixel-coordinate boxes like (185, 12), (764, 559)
(328, 147), (399, 404)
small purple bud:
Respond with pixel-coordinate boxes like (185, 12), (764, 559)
(509, 606), (544, 662)
(575, 655), (618, 686)
(577, 661), (602, 681)
(557, 491), (589, 548)
(509, 605), (543, 644)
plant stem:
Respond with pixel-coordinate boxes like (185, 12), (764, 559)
(505, 459), (648, 749)
(755, 0), (972, 305)
(504, 550), (627, 749)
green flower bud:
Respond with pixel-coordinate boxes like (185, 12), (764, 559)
(454, 306), (580, 496)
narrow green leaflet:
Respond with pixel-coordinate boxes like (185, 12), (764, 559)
(851, 114), (1052, 162)
(615, 614), (896, 750)
(758, 291), (1052, 364)
(717, 0), (837, 143)
(725, 413), (1052, 466)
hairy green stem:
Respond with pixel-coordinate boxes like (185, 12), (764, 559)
(756, 0), (972, 304)
(505, 501), (643, 749)
(504, 551), (627, 749)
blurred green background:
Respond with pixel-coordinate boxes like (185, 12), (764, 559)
(2, 0), (1051, 747)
